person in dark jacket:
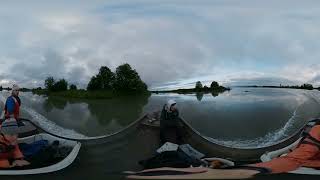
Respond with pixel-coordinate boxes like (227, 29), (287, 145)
(160, 99), (182, 144)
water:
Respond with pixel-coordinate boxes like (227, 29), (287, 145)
(0, 88), (319, 179)
(1, 87), (319, 147)
(146, 88), (320, 148)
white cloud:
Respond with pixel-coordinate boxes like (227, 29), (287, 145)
(0, 0), (320, 89)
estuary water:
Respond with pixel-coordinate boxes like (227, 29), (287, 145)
(1, 87), (319, 148)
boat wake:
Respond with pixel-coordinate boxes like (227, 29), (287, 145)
(22, 106), (89, 139)
(0, 93), (91, 139)
(208, 90), (320, 149)
(207, 106), (300, 148)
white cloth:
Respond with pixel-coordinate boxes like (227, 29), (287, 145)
(12, 84), (20, 91)
(156, 142), (179, 153)
(165, 99), (177, 112)
(1, 118), (18, 135)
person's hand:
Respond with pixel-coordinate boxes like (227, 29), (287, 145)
(12, 160), (30, 167)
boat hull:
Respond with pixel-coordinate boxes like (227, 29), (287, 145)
(0, 133), (81, 175)
(141, 111), (305, 162)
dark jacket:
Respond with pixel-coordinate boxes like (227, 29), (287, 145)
(160, 105), (180, 129)
(160, 105), (182, 144)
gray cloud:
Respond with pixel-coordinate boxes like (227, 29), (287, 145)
(1, 0), (320, 89)
(226, 77), (298, 87)
(311, 75), (320, 84)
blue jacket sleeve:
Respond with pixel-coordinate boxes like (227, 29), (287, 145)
(5, 97), (15, 114)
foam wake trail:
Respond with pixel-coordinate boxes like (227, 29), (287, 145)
(208, 106), (300, 148)
(0, 92), (92, 139)
(208, 90), (320, 148)
(22, 106), (88, 139)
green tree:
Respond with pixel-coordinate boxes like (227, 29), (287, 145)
(87, 66), (115, 91)
(45, 76), (55, 91)
(87, 76), (100, 91)
(301, 83), (313, 90)
(195, 81), (203, 90)
(98, 66), (115, 90)
(69, 84), (77, 90)
(114, 63), (147, 92)
(52, 79), (68, 91)
(210, 81), (219, 89)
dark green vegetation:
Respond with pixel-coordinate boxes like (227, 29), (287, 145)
(152, 81), (231, 95)
(45, 77), (68, 92)
(32, 63), (149, 99)
(69, 84), (77, 90)
(87, 63), (147, 92)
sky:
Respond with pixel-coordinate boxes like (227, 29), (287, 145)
(1, 0), (320, 90)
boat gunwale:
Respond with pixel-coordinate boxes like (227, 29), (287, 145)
(0, 133), (81, 175)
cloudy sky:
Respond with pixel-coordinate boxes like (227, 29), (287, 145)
(1, 0), (320, 90)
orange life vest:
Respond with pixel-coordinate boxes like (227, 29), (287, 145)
(0, 134), (17, 159)
(300, 119), (320, 149)
(0, 135), (24, 168)
(254, 119), (320, 173)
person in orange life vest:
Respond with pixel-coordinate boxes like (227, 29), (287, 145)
(4, 84), (21, 121)
(0, 118), (30, 168)
(253, 120), (320, 173)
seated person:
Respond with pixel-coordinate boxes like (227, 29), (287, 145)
(4, 84), (22, 121)
(253, 120), (320, 173)
(0, 118), (30, 168)
(127, 120), (320, 179)
(160, 99), (182, 144)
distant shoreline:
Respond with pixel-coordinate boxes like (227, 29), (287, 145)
(151, 86), (231, 94)
(234, 85), (319, 90)
(31, 89), (151, 99)
(2, 84), (319, 99)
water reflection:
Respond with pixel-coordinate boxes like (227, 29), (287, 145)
(146, 88), (320, 147)
(44, 96), (68, 111)
(85, 95), (149, 126)
(211, 91), (219, 97)
(195, 91), (220, 101)
(17, 88), (320, 147)
(20, 93), (150, 136)
(195, 92), (204, 101)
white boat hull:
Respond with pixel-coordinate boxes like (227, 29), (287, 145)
(0, 133), (81, 175)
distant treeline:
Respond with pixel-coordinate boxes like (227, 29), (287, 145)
(86, 63), (147, 93)
(152, 81), (230, 94)
(0, 86), (31, 92)
(31, 63), (149, 98)
(241, 83), (318, 90)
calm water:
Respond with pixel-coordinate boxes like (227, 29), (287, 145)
(0, 88), (320, 179)
(1, 87), (319, 147)
(147, 88), (320, 147)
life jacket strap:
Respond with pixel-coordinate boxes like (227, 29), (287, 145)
(0, 134), (15, 154)
(300, 132), (320, 149)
